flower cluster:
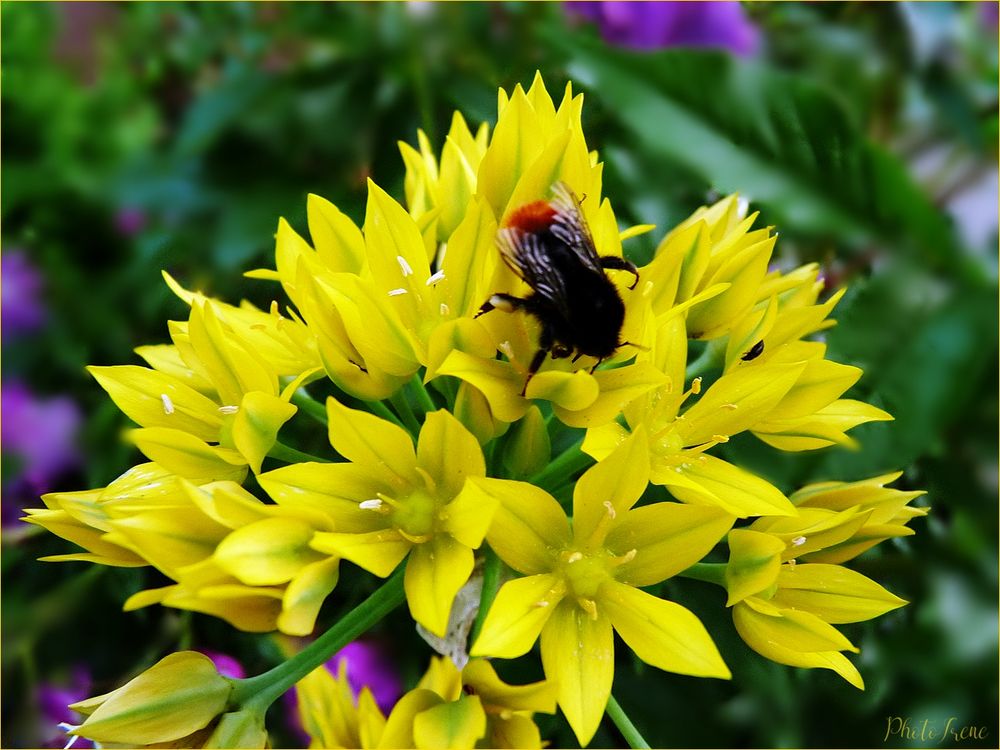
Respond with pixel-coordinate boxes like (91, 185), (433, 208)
(27, 74), (925, 748)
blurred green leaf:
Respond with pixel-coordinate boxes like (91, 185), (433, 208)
(565, 41), (978, 281)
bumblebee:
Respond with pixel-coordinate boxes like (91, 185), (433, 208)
(476, 182), (639, 395)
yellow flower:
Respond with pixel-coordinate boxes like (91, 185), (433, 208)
(295, 655), (554, 750)
(725, 520), (908, 689)
(468, 432), (733, 745)
(67, 652), (239, 747)
(259, 400), (500, 638)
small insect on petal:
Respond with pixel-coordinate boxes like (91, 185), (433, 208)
(741, 340), (765, 361)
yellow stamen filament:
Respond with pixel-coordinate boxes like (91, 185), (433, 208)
(577, 597), (599, 620)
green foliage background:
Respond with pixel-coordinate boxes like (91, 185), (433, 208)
(2, 3), (996, 748)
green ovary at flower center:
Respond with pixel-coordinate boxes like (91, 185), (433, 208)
(559, 549), (614, 601)
(390, 489), (441, 542)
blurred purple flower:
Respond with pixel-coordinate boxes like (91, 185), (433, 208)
(36, 667), (94, 749)
(285, 639), (402, 744)
(567, 1), (760, 55)
(2, 381), (82, 520)
(2, 251), (46, 338)
(114, 207), (147, 237)
(199, 650), (246, 679)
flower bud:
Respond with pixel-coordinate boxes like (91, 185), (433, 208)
(69, 652), (232, 746)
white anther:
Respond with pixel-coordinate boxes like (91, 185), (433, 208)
(388, 288), (408, 297)
(396, 255), (414, 276)
(425, 270), (446, 286)
(533, 599), (550, 609)
(58, 724), (80, 750)
(565, 552), (584, 564)
(642, 280), (654, 296)
(439, 302), (450, 316)
(787, 558), (797, 568)
(218, 405), (239, 415)
(791, 535), (807, 547)
(359, 498), (384, 510)
(160, 393), (174, 415)
(603, 500), (617, 519)
(498, 340), (514, 359)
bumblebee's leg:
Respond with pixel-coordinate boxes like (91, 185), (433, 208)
(475, 293), (530, 318)
(589, 357), (604, 374)
(521, 328), (554, 396)
(599, 256), (640, 290)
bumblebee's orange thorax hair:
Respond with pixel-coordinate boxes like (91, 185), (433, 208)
(505, 200), (557, 234)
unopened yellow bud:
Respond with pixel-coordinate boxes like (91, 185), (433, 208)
(502, 405), (551, 478)
(69, 652), (232, 746)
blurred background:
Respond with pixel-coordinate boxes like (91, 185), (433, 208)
(2, 2), (996, 748)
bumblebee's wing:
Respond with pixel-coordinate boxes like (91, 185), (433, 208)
(496, 227), (571, 317)
(548, 181), (603, 275)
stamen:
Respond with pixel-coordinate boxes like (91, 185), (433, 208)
(722, 403), (739, 410)
(642, 280), (654, 296)
(690, 377), (702, 395)
(609, 548), (638, 567)
(359, 498), (384, 510)
(437, 244), (447, 266)
(439, 302), (450, 316)
(603, 500), (617, 520)
(218, 405), (239, 415)
(791, 535), (806, 547)
(787, 558), (797, 568)
(160, 393), (174, 415)
(58, 724), (80, 750)
(564, 551), (584, 564)
(532, 599), (550, 609)
(396, 255), (414, 276)
(577, 597), (599, 620)
(425, 270), (446, 286)
(498, 340), (515, 359)
(388, 288), (408, 297)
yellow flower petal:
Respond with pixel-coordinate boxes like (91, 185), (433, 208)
(553, 363), (668, 429)
(417, 410), (486, 501)
(412, 694), (487, 750)
(770, 564), (907, 623)
(231, 391), (298, 473)
(526, 369), (599, 413)
(88, 365), (222, 441)
(462, 659), (557, 714)
(378, 689), (443, 749)
(601, 581), (730, 679)
(651, 452), (795, 518)
(724, 528), (787, 605)
(307, 192), (365, 274)
(311, 529), (410, 578)
(472, 477), (569, 575)
(129, 427), (247, 484)
(442, 477), (502, 551)
(471, 574), (564, 658)
(737, 596), (858, 652)
(437, 350), (531, 423)
(606, 503), (734, 587)
(326, 397), (419, 487)
(214, 517), (320, 586)
(405, 534), (474, 638)
(573, 426), (649, 548)
(539, 599), (614, 747)
(278, 556), (341, 636)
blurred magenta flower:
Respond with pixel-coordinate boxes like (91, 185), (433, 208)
(36, 667), (94, 749)
(114, 207), (147, 237)
(567, 1), (760, 55)
(285, 639), (402, 744)
(199, 650), (246, 679)
(2, 250), (46, 338)
(2, 381), (82, 519)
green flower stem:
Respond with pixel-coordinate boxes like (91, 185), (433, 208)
(685, 337), (727, 382)
(528, 436), (591, 490)
(231, 567), (406, 712)
(470, 546), (502, 644)
(606, 694), (651, 749)
(389, 390), (422, 435)
(408, 372), (437, 415)
(678, 561), (728, 587)
(290, 389), (329, 426)
(267, 441), (331, 464)
(365, 399), (408, 431)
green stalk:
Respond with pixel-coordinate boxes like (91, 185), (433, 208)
(408, 373), (437, 415)
(470, 547), (502, 643)
(389, 391), (422, 435)
(267, 441), (331, 464)
(606, 694), (651, 749)
(678, 561), (728, 587)
(290, 389), (329, 426)
(527, 436), (591, 490)
(684, 338), (726, 381)
(365, 399), (408, 431)
(232, 567), (406, 711)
